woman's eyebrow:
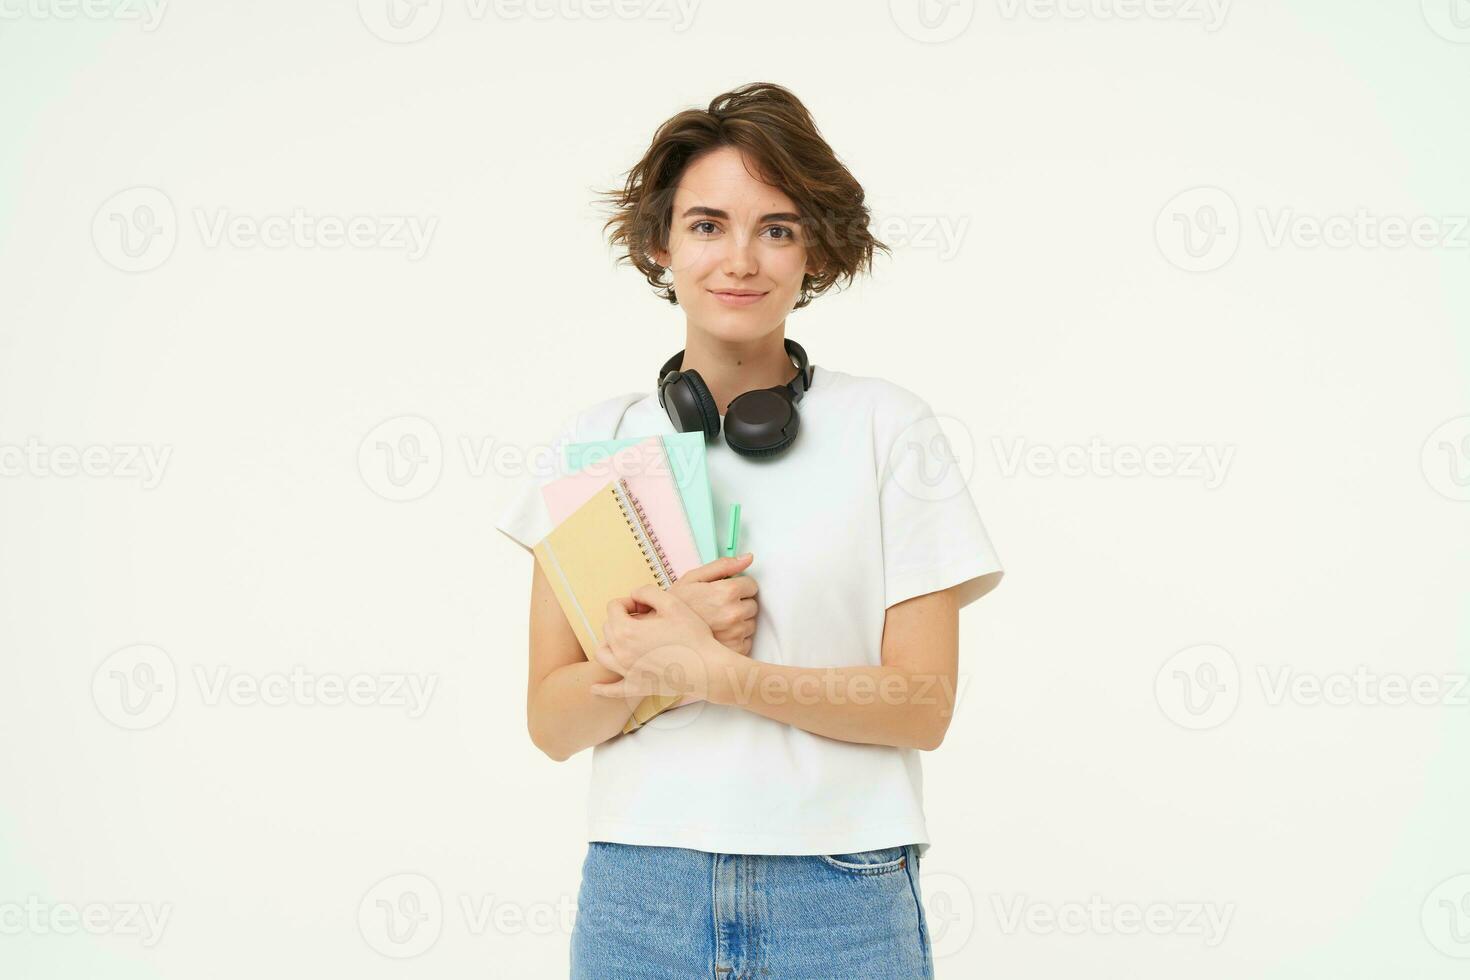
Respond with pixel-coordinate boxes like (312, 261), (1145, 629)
(682, 206), (802, 223)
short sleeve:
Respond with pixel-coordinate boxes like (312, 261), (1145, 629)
(878, 398), (1004, 611)
(493, 411), (581, 553)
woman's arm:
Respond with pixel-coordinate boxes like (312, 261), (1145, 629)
(526, 555), (760, 761)
(526, 562), (641, 761)
(592, 583), (976, 752)
(708, 587), (963, 751)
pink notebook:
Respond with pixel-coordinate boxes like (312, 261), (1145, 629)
(540, 435), (703, 580)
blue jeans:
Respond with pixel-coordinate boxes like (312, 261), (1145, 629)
(570, 841), (934, 979)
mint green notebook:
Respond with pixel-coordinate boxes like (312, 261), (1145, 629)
(563, 432), (719, 564)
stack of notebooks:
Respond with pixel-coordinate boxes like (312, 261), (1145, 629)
(533, 432), (721, 734)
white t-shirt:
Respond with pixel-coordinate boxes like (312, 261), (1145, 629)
(494, 364), (1004, 860)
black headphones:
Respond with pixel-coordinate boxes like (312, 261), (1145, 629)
(657, 338), (815, 458)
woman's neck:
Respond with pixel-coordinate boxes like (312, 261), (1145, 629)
(677, 327), (797, 416)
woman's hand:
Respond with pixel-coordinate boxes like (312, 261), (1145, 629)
(625, 553), (758, 709)
(590, 585), (747, 705)
(668, 553), (759, 657)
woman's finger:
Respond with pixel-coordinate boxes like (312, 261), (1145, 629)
(606, 596), (638, 622)
(728, 576), (759, 599)
(630, 583), (674, 613)
(677, 553), (754, 584)
(593, 643), (624, 676)
(589, 680), (625, 698)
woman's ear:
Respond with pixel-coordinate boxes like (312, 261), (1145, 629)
(651, 245), (671, 269)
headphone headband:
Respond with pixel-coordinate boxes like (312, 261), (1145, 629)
(656, 338), (814, 458)
(657, 338), (812, 400)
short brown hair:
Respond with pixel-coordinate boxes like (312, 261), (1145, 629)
(597, 82), (889, 309)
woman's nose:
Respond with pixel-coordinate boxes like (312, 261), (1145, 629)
(723, 251), (758, 277)
(721, 237), (757, 276)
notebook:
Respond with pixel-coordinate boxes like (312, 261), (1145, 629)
(531, 475), (689, 733)
(533, 476), (672, 655)
(564, 432), (719, 565)
(541, 435), (703, 580)
(563, 433), (720, 732)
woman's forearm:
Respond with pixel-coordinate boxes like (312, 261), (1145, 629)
(707, 646), (955, 751)
(528, 659), (638, 761)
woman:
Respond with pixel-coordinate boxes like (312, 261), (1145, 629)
(495, 82), (1004, 979)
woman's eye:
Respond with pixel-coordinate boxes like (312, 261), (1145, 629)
(687, 221), (796, 241)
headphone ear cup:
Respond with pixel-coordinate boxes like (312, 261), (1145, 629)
(726, 433), (795, 458)
(683, 369), (722, 439)
(664, 369), (721, 440)
(724, 399), (800, 458)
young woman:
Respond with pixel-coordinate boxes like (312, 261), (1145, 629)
(495, 82), (1004, 979)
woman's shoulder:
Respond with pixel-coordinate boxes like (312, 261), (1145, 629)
(554, 389), (652, 442)
(817, 366), (932, 420)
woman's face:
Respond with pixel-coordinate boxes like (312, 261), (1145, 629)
(652, 146), (819, 343)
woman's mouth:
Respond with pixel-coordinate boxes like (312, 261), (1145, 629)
(709, 289), (767, 307)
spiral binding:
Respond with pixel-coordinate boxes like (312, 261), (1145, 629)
(609, 479), (676, 588)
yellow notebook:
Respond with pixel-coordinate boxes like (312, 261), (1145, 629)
(532, 477), (684, 733)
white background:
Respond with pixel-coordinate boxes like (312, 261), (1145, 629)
(2, 1), (1468, 977)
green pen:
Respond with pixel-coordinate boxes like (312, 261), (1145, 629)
(722, 502), (742, 558)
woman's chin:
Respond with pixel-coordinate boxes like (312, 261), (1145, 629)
(690, 304), (788, 341)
